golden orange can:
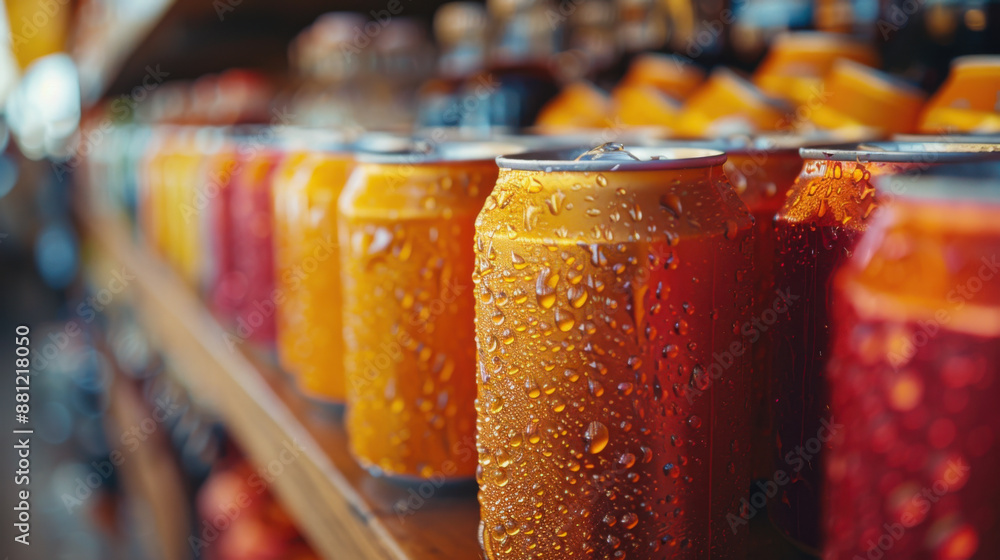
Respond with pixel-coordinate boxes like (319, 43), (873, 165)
(339, 140), (523, 479)
(919, 56), (1000, 134)
(475, 144), (755, 558)
(271, 129), (355, 402)
(809, 60), (926, 135)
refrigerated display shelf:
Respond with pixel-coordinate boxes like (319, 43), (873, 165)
(81, 211), (481, 560)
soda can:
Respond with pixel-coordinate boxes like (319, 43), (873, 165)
(225, 126), (286, 344)
(676, 68), (792, 137)
(770, 141), (1000, 552)
(825, 172), (1000, 560)
(205, 128), (245, 317)
(339, 139), (524, 479)
(919, 55), (1000, 134)
(808, 60), (925, 135)
(753, 32), (878, 107)
(475, 144), (755, 558)
(271, 129), (355, 402)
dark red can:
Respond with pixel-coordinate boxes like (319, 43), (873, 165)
(770, 141), (1000, 552)
(825, 172), (1000, 560)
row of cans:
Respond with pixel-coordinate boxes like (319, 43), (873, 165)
(81, 125), (1000, 559)
(541, 47), (1000, 138)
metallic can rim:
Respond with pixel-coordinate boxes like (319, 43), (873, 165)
(874, 174), (1000, 203)
(354, 140), (527, 164)
(645, 131), (870, 155)
(496, 146), (727, 172)
(893, 133), (1000, 144)
(799, 141), (1000, 163)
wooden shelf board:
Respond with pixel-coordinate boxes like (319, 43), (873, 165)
(81, 210), (481, 560)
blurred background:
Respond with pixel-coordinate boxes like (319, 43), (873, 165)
(0, 0), (998, 559)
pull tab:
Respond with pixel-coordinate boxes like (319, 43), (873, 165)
(574, 142), (641, 162)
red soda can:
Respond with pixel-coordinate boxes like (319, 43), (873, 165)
(770, 141), (1000, 552)
(825, 171), (1000, 560)
(475, 144), (755, 558)
(226, 129), (285, 344)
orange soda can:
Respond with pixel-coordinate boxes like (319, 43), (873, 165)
(770, 141), (1000, 552)
(618, 53), (705, 100)
(754, 32), (878, 106)
(919, 55), (1000, 134)
(137, 125), (173, 258)
(825, 171), (1000, 560)
(475, 144), (755, 558)
(809, 60), (925, 135)
(271, 130), (354, 402)
(676, 68), (792, 137)
(611, 84), (683, 129)
(535, 81), (614, 131)
(339, 140), (523, 479)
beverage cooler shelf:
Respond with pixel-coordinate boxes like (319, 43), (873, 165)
(80, 210), (480, 560)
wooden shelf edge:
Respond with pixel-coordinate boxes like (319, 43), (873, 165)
(81, 210), (412, 560)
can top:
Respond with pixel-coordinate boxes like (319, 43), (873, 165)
(354, 139), (526, 164)
(647, 129), (878, 154)
(893, 133), (1000, 144)
(800, 141), (1000, 163)
(496, 143), (727, 172)
(273, 126), (357, 151)
(950, 54), (1000, 71)
(874, 173), (1000, 204)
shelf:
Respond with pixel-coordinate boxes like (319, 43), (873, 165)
(80, 209), (481, 560)
(97, 335), (191, 560)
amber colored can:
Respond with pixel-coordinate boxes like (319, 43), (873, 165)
(338, 141), (522, 479)
(824, 173), (1000, 560)
(475, 145), (755, 559)
(271, 131), (354, 402)
(770, 142), (1000, 552)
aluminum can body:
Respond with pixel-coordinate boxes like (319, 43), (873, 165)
(474, 146), (755, 558)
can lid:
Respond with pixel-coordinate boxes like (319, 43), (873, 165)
(893, 133), (1000, 144)
(354, 139), (527, 164)
(646, 129), (878, 154)
(800, 141), (1000, 163)
(950, 54), (1000, 71)
(496, 143), (726, 171)
(273, 126), (357, 151)
(222, 125), (355, 152)
(874, 171), (1000, 204)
